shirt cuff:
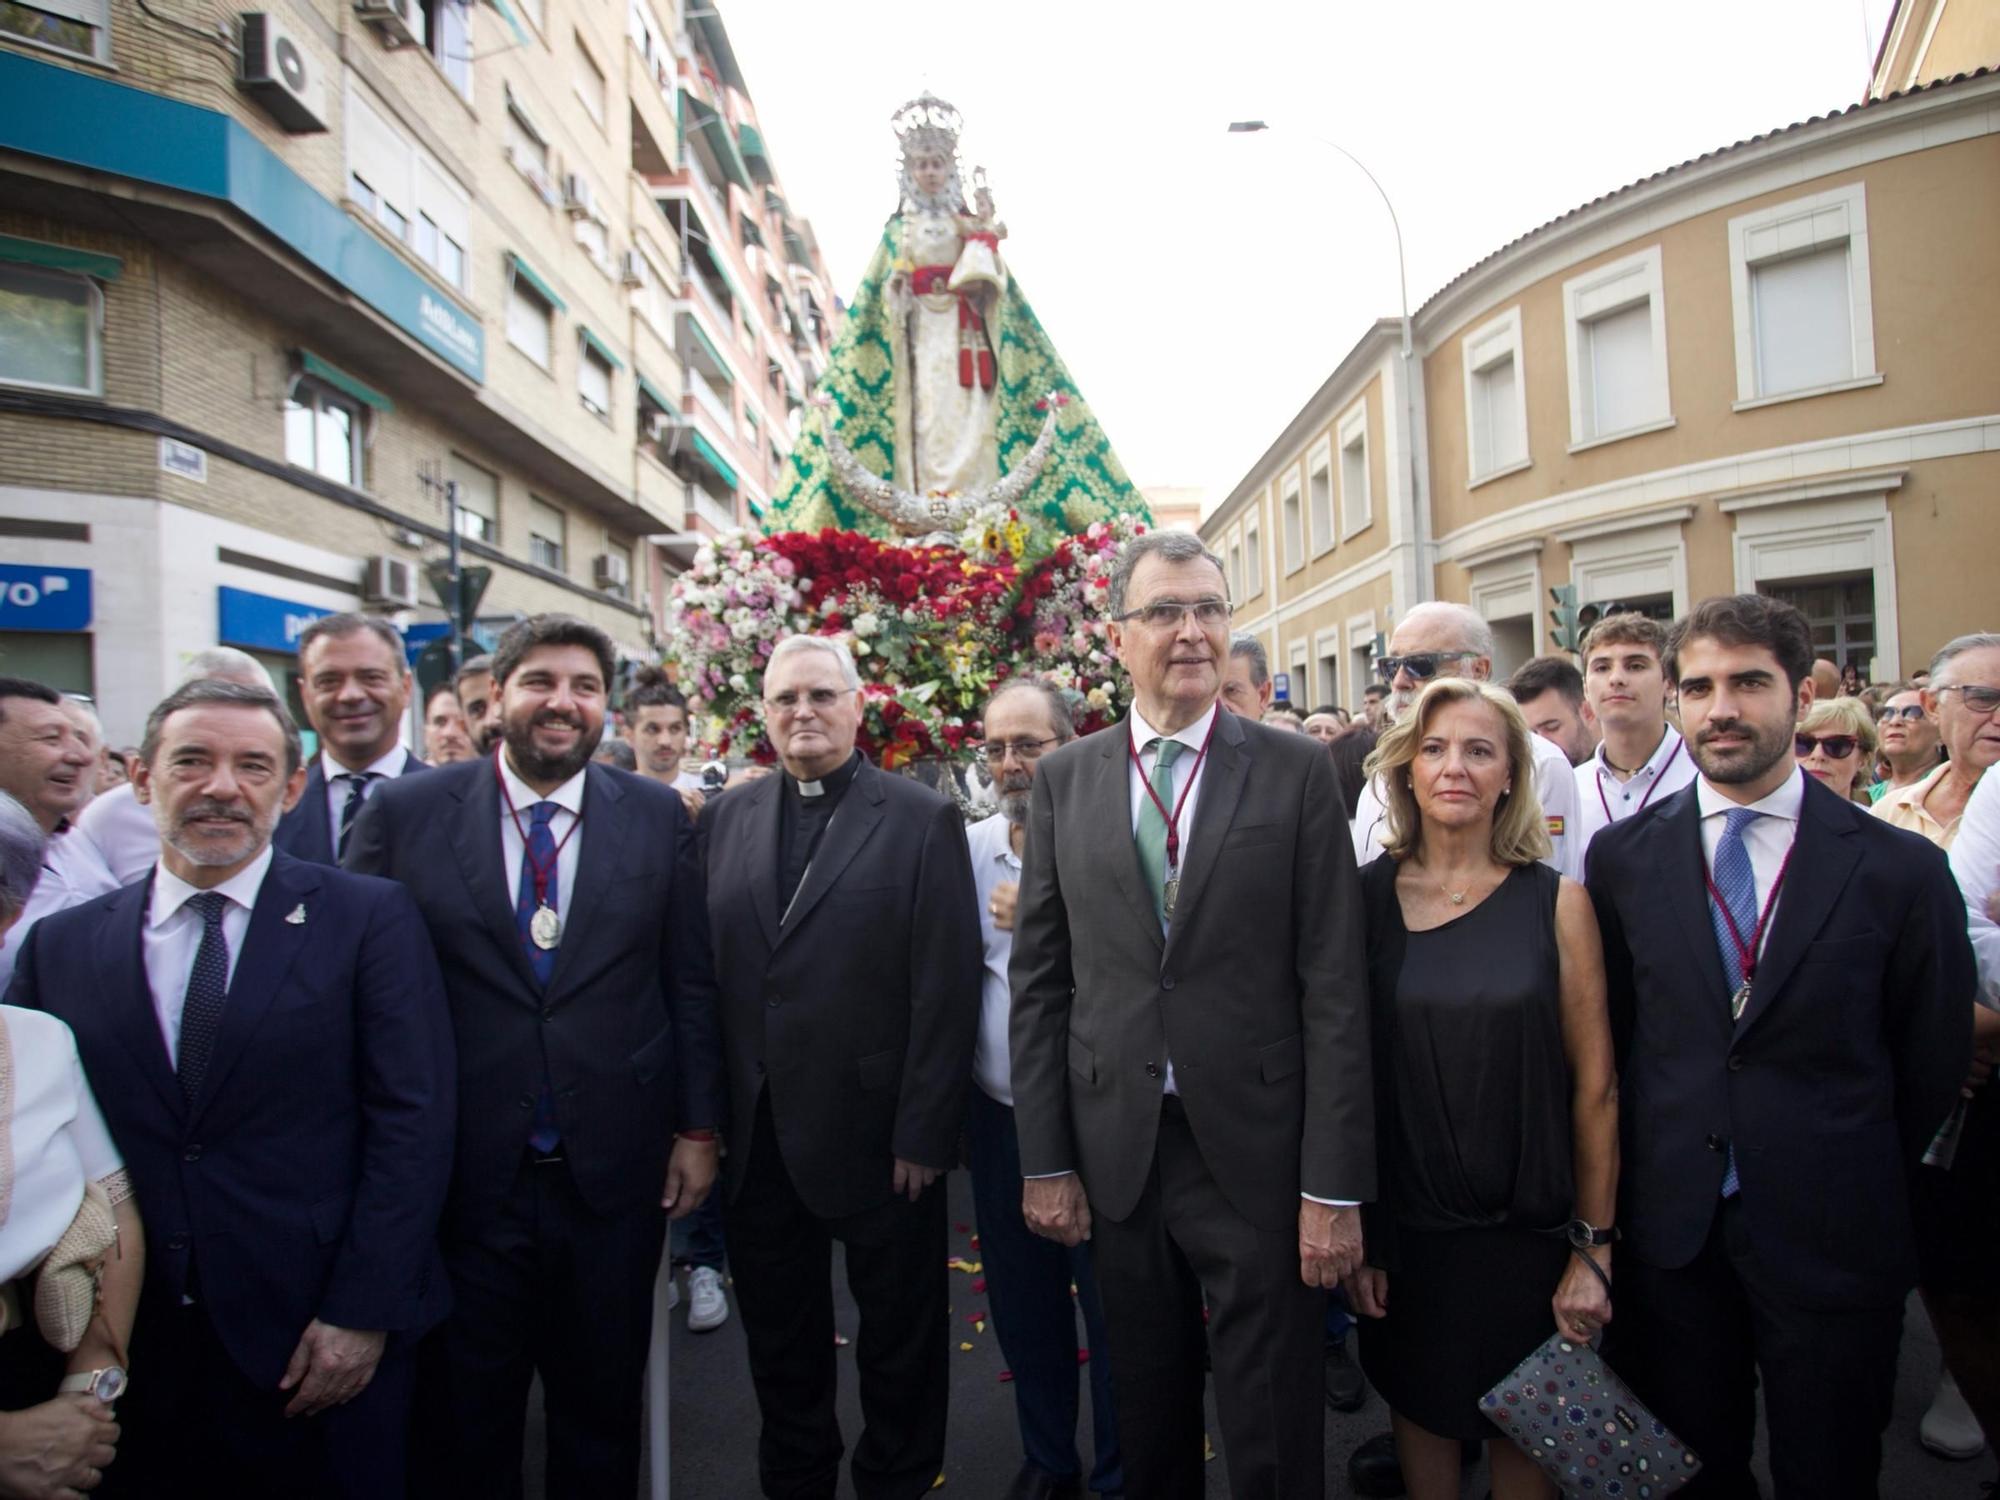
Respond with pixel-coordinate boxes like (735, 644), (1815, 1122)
(1302, 1193), (1360, 1207)
(1023, 1170), (1075, 1180)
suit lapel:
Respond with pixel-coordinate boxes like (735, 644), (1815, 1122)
(1095, 723), (1164, 952)
(779, 764), (885, 942)
(283, 762), (333, 864)
(95, 875), (183, 1123)
(745, 774), (783, 949)
(1657, 789), (1734, 1007)
(449, 761), (543, 999)
(546, 764), (626, 996)
(1735, 779), (1858, 1037)
(191, 851), (321, 1121)
(1161, 710), (1246, 963)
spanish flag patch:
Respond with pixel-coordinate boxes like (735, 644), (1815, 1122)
(1546, 815), (1565, 838)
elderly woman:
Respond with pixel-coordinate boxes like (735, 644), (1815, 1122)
(1344, 680), (1618, 1500)
(1796, 696), (1877, 805)
(0, 792), (144, 1497)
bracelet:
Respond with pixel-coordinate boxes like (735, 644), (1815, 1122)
(1570, 1243), (1614, 1300)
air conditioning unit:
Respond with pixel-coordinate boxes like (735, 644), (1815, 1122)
(644, 409), (681, 443)
(593, 551), (632, 592)
(363, 554), (419, 609)
(505, 145), (560, 207)
(238, 13), (329, 133)
(353, 0), (418, 48)
(562, 174), (596, 220)
(619, 250), (647, 287)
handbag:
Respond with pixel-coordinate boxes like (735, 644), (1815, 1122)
(1481, 1255), (1702, 1498)
(32, 1179), (118, 1353)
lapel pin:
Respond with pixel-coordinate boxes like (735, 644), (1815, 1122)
(285, 903), (306, 925)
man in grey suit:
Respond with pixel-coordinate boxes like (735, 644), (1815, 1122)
(1010, 530), (1374, 1499)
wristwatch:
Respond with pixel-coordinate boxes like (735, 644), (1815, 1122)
(1566, 1218), (1620, 1250)
(57, 1365), (127, 1402)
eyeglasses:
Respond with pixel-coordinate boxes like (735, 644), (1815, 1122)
(1376, 651), (1478, 683)
(979, 737), (1061, 765)
(1936, 684), (2000, 716)
(1877, 705), (1926, 722)
(764, 688), (851, 715)
(1795, 733), (1860, 759)
(1115, 597), (1232, 630)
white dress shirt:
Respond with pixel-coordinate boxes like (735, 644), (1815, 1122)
(968, 813), (1023, 1106)
(0, 1006), (126, 1284)
(321, 744), (409, 841)
(0, 823), (122, 993)
(1694, 767), (1806, 967)
(1949, 769), (2000, 1007)
(75, 781), (163, 885)
(143, 845), (271, 1065)
(1573, 724), (1698, 875)
(1350, 719), (1584, 879)
(497, 754), (586, 914)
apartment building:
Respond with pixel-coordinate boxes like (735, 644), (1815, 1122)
(0, 0), (830, 742)
(1204, 65), (2000, 705)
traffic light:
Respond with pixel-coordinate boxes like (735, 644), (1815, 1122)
(1548, 584), (1580, 652)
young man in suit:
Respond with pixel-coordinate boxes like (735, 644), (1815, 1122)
(1588, 593), (1972, 1498)
(702, 633), (981, 1500)
(344, 613), (722, 1497)
(10, 678), (456, 1498)
(1010, 530), (1374, 1500)
(274, 613), (424, 865)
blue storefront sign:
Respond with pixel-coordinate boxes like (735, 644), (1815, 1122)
(0, 564), (92, 632)
(216, 587), (337, 654)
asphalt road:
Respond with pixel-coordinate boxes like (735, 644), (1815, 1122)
(520, 1171), (1992, 1498)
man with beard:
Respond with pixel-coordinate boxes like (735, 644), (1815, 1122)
(1587, 594), (1970, 1499)
(454, 653), (502, 756)
(12, 679), (455, 1497)
(965, 680), (1121, 1500)
(1506, 654), (1599, 768)
(345, 614), (723, 1496)
(275, 614), (425, 865)
(421, 682), (476, 764)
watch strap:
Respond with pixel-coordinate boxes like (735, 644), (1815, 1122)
(57, 1370), (97, 1394)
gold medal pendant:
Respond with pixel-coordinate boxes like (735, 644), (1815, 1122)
(531, 904), (563, 950)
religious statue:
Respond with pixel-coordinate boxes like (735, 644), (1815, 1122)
(762, 93), (1145, 547)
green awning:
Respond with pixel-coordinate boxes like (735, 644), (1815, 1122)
(299, 350), (392, 412)
(690, 430), (738, 492)
(738, 123), (774, 184)
(0, 233), (122, 281)
(637, 373), (674, 412)
(679, 309), (732, 381)
(505, 251), (566, 312)
(482, 0), (530, 48)
(746, 495), (766, 518)
(679, 92), (751, 192)
(578, 325), (623, 370)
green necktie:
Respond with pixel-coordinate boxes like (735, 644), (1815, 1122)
(1136, 737), (1185, 925)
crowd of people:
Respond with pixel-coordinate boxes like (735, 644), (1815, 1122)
(0, 531), (1995, 1500)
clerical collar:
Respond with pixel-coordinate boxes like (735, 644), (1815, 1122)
(788, 751), (863, 801)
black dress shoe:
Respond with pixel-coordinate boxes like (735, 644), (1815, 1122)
(1004, 1463), (1084, 1500)
(1324, 1335), (1367, 1412)
(1346, 1431), (1404, 1498)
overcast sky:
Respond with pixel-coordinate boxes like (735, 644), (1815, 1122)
(725, 0), (1899, 511)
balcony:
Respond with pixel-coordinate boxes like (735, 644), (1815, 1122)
(691, 486), (738, 533)
(688, 364), (734, 430)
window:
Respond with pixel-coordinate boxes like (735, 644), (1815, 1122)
(1226, 528), (1244, 602)
(1463, 306), (1528, 482)
(416, 214), (466, 289)
(346, 82), (471, 288)
(1562, 246), (1671, 448)
(1243, 511), (1262, 599)
(0, 0), (106, 61)
(528, 497), (567, 572)
(420, 0), (471, 98)
(0, 265), (102, 395)
(284, 380), (362, 486)
(1763, 574), (1875, 676)
(601, 539), (634, 599)
(1728, 183), (1877, 406)
(505, 98), (548, 174)
(1280, 476), (1304, 575)
(507, 270), (553, 368)
(1338, 401), (1371, 536)
(516, 0), (541, 29)
(1306, 443), (1333, 556)
(579, 339), (613, 418)
(574, 37), (607, 127)
(573, 211), (609, 271)
(448, 453), (497, 543)
(1317, 637), (1340, 707)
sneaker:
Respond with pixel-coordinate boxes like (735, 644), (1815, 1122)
(687, 1265), (729, 1333)
(1921, 1370), (1986, 1459)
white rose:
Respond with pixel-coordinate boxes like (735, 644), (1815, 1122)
(853, 612), (882, 638)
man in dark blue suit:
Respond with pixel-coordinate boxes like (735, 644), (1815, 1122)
(1589, 594), (1972, 1499)
(345, 613), (724, 1497)
(274, 613), (425, 865)
(8, 678), (456, 1499)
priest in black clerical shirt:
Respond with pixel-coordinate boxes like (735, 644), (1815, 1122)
(702, 634), (982, 1500)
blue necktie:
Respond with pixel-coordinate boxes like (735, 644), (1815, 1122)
(1707, 807), (1761, 1197)
(176, 891), (232, 1106)
(335, 772), (378, 861)
(514, 801), (561, 1151)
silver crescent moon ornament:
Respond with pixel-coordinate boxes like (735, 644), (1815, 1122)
(531, 904), (563, 950)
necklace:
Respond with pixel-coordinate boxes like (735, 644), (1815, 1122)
(1441, 879), (1472, 906)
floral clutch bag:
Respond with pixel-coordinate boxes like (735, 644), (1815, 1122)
(1481, 1335), (1701, 1496)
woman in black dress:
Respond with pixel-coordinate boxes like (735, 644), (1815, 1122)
(1344, 678), (1618, 1500)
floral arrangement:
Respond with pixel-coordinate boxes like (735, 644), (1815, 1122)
(668, 514), (1148, 767)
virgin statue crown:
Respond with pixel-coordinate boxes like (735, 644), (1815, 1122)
(891, 93), (962, 160)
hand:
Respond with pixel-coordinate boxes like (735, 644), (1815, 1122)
(664, 1135), (720, 1218)
(1552, 1252), (1613, 1344)
(1342, 1265), (1389, 1320)
(0, 1396), (118, 1500)
(892, 1159), (939, 1202)
(278, 1320), (385, 1418)
(1022, 1173), (1092, 1247)
(1298, 1201), (1363, 1288)
(677, 787), (707, 821)
(987, 879), (1018, 932)
(1968, 1006), (2000, 1094)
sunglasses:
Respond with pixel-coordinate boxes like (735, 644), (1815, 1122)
(1876, 705), (1926, 722)
(1795, 733), (1860, 759)
(1376, 651), (1479, 683)
(1938, 684), (2000, 716)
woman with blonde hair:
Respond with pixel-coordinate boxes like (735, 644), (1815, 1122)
(1796, 696), (1877, 805)
(1345, 679), (1619, 1500)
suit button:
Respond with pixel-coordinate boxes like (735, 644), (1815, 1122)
(1726, 1054), (1744, 1072)
(1145, 1062), (1159, 1078)
(754, 1060), (766, 1075)
(1161, 975), (1176, 991)
(167, 1233), (189, 1252)
(1705, 1134), (1724, 1152)
(183, 1145), (202, 1162)
(766, 992), (781, 1008)
(541, 1007), (555, 1023)
(519, 1094), (534, 1110)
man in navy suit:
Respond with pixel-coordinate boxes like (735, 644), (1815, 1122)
(345, 613), (724, 1497)
(274, 613), (425, 865)
(1589, 594), (1972, 1498)
(8, 678), (456, 1499)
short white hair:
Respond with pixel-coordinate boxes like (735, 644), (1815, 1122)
(179, 646), (276, 692)
(0, 790), (45, 921)
(1395, 601), (1496, 660)
(766, 634), (862, 690)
